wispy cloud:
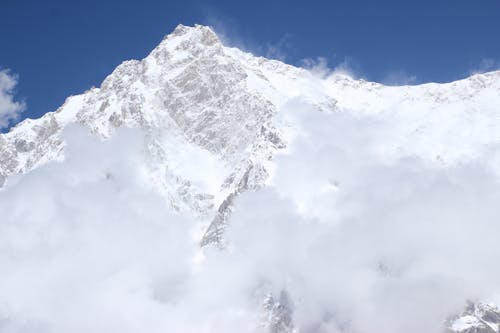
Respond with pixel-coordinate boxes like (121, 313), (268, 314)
(381, 69), (418, 86)
(263, 34), (293, 62)
(300, 56), (330, 76)
(300, 56), (363, 79)
(201, 10), (293, 62)
(201, 11), (239, 47)
(0, 69), (25, 129)
(300, 57), (420, 86)
(331, 57), (363, 78)
(469, 58), (500, 75)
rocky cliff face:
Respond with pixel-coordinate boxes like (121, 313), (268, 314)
(2, 24), (500, 333)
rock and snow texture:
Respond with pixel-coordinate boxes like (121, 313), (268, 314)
(1, 24), (500, 333)
(0, 24), (294, 244)
(447, 302), (500, 333)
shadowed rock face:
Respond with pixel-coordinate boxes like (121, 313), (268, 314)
(14, 139), (35, 153)
(200, 161), (270, 246)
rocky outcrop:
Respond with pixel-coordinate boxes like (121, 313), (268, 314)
(261, 291), (295, 333)
(447, 302), (500, 333)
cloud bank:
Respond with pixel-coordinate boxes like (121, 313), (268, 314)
(2, 98), (500, 333)
(0, 69), (25, 129)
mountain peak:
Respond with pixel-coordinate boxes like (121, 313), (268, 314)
(165, 24), (221, 47)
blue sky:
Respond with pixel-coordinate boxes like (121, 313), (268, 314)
(1, 0), (500, 131)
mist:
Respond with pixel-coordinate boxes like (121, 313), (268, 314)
(2, 97), (500, 333)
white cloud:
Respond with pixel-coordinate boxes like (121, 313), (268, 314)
(469, 58), (500, 75)
(203, 15), (293, 63)
(0, 69), (25, 129)
(300, 56), (363, 79)
(382, 69), (418, 85)
(299, 58), (418, 86)
(228, 100), (500, 333)
(0, 126), (196, 332)
(2, 96), (500, 332)
(263, 34), (293, 62)
(300, 56), (331, 76)
(331, 57), (363, 78)
(202, 12), (259, 55)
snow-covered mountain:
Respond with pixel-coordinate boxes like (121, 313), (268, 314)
(1, 24), (500, 333)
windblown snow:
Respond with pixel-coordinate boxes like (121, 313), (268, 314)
(1, 24), (500, 333)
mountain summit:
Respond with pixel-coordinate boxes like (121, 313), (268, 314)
(1, 25), (500, 333)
